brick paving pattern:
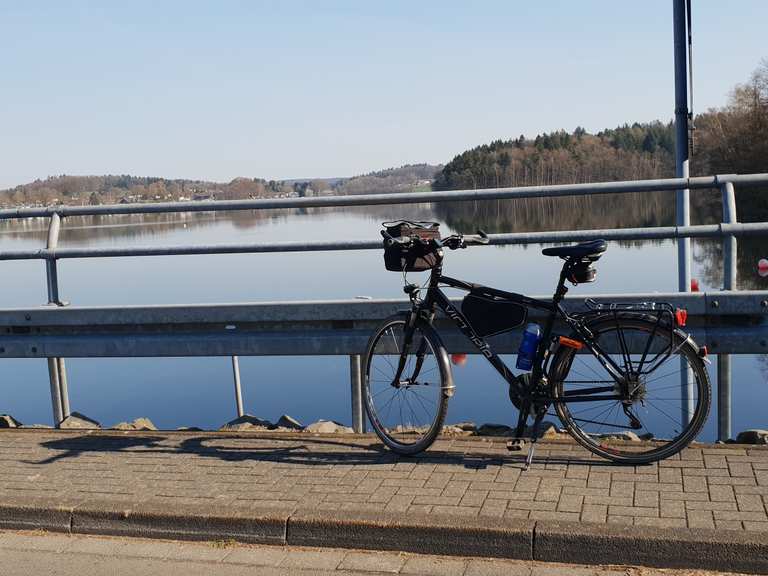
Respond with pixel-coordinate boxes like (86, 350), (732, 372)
(0, 431), (766, 532)
(1, 531), (735, 576)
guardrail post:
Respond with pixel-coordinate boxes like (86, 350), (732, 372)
(350, 355), (364, 433)
(717, 181), (738, 442)
(47, 358), (64, 425)
(231, 356), (244, 418)
(56, 357), (71, 418)
(45, 213), (71, 426)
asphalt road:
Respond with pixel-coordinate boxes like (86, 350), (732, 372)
(0, 530), (749, 576)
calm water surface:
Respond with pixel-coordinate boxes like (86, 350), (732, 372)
(0, 197), (766, 439)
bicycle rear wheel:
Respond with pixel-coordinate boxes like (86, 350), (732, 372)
(363, 314), (452, 455)
(550, 315), (711, 464)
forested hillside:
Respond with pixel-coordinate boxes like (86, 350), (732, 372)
(433, 60), (767, 222)
(433, 122), (675, 191)
(0, 165), (440, 208)
(333, 164), (439, 195)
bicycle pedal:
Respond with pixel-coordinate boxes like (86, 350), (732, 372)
(506, 439), (526, 452)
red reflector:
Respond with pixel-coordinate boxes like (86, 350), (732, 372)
(699, 345), (708, 358)
(675, 308), (687, 327)
(558, 336), (584, 350)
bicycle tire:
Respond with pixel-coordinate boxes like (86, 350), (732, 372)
(362, 314), (452, 455)
(550, 314), (711, 464)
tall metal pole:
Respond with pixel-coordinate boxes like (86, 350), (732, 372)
(674, 0), (691, 290)
(674, 0), (693, 424)
(717, 181), (737, 441)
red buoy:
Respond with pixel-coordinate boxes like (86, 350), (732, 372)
(451, 353), (468, 366)
(690, 278), (700, 292)
(759, 258), (768, 278)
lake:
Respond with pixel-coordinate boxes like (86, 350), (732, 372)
(0, 191), (766, 439)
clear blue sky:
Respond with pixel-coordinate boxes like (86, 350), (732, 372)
(1, 0), (766, 189)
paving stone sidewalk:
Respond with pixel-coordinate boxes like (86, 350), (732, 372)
(1, 430), (766, 532)
(0, 530), (744, 576)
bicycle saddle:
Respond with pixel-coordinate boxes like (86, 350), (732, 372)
(542, 239), (607, 259)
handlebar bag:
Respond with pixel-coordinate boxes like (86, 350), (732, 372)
(461, 292), (528, 337)
(383, 221), (441, 272)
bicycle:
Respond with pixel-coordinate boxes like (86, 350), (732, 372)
(363, 220), (711, 467)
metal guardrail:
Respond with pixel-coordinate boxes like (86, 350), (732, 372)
(0, 292), (764, 356)
(0, 173), (767, 439)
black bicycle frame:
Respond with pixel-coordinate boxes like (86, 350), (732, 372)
(405, 259), (630, 405)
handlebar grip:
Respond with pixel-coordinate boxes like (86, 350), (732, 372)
(381, 229), (414, 247)
(463, 233), (490, 246)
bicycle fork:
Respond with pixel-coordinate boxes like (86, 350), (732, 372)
(391, 311), (429, 388)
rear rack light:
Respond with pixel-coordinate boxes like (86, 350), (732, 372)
(558, 336), (584, 350)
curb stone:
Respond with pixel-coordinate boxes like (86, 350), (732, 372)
(534, 520), (768, 574)
(1, 503), (767, 573)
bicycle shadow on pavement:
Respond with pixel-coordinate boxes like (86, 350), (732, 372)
(26, 433), (621, 469)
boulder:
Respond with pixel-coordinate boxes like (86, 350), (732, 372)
(60, 412), (101, 430)
(20, 424), (53, 429)
(220, 414), (274, 431)
(597, 431), (641, 442)
(0, 414), (22, 428)
(112, 417), (157, 431)
(476, 423), (513, 437)
(442, 425), (473, 436)
(736, 429), (768, 445)
(539, 422), (565, 439)
(391, 425), (428, 434)
(454, 421), (477, 432)
(275, 414), (303, 430)
(304, 420), (353, 434)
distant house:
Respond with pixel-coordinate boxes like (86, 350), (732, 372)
(118, 194), (143, 204)
(193, 191), (215, 201)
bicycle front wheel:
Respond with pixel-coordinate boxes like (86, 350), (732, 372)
(363, 315), (452, 455)
(551, 315), (711, 464)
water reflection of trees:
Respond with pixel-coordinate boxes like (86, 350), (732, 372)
(0, 204), (441, 246)
(0, 210), (292, 244)
(434, 191), (676, 234)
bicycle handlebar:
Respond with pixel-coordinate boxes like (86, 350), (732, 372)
(381, 229), (489, 249)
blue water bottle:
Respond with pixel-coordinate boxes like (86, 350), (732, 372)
(516, 323), (541, 371)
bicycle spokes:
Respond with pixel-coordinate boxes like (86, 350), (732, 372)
(555, 318), (708, 459)
(366, 321), (445, 447)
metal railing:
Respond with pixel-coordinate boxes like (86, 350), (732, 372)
(1, 173), (767, 439)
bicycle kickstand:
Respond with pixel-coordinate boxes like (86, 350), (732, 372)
(524, 410), (546, 471)
(506, 400), (530, 453)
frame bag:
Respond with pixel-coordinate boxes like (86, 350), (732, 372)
(461, 292), (528, 337)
